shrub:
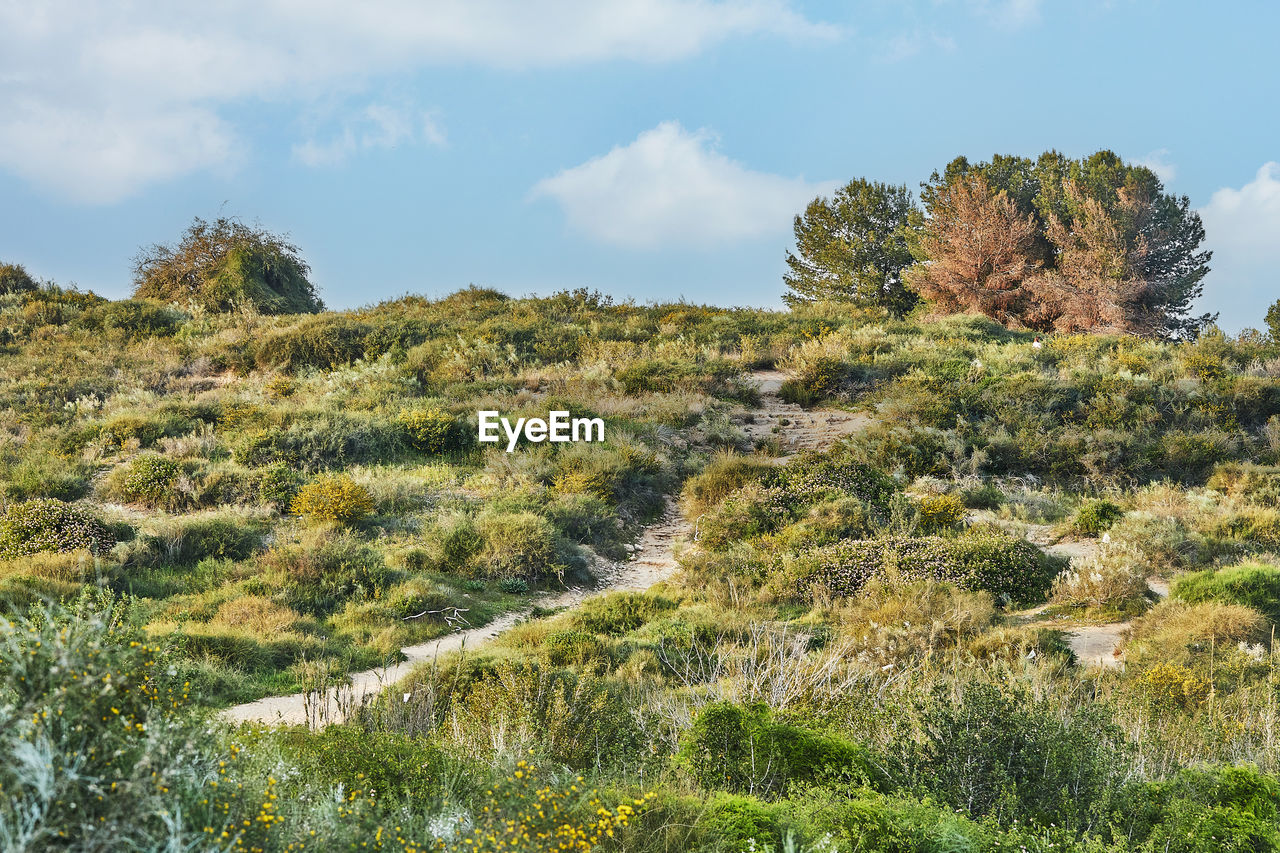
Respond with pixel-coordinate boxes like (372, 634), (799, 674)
(0, 261), (38, 294)
(682, 453), (771, 515)
(399, 408), (465, 454)
(961, 482), (1003, 510)
(132, 216), (322, 314)
(1074, 498), (1124, 534)
(126, 513), (262, 566)
(283, 725), (452, 804)
(0, 499), (115, 558)
(767, 452), (898, 512)
(573, 592), (676, 635)
(907, 682), (1125, 829)
(1, 453), (91, 501)
(1116, 765), (1280, 852)
(780, 355), (846, 406)
(916, 493), (965, 530)
(111, 453), (184, 508)
(291, 475), (374, 525)
(1123, 600), (1271, 670)
(677, 701), (874, 796)
(257, 461), (299, 510)
(476, 511), (569, 580)
(74, 298), (185, 340)
(1172, 562), (1280, 622)
(780, 533), (1057, 604)
(1207, 462), (1280, 504)
(422, 512), (483, 573)
(265, 530), (389, 614)
(695, 793), (785, 849)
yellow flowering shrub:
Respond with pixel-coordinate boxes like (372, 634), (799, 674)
(290, 474), (374, 524)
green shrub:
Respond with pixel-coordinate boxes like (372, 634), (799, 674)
(1, 453), (91, 501)
(541, 629), (615, 668)
(266, 530), (389, 615)
(476, 511), (569, 580)
(961, 483), (1004, 510)
(283, 725), (452, 804)
(74, 298), (185, 340)
(127, 513), (261, 566)
(423, 512), (483, 573)
(132, 216), (322, 314)
(573, 592), (676, 635)
(907, 682), (1125, 829)
(767, 452), (898, 512)
(257, 461), (299, 510)
(1074, 498), (1124, 534)
(0, 261), (38, 294)
(682, 453), (771, 515)
(780, 533), (1056, 604)
(0, 499), (115, 558)
(695, 793), (785, 849)
(780, 355), (846, 406)
(1115, 765), (1280, 852)
(677, 701), (874, 796)
(291, 474), (374, 525)
(230, 411), (404, 469)
(113, 453), (184, 508)
(917, 493), (965, 530)
(1172, 562), (1280, 622)
(498, 577), (529, 594)
(399, 408), (466, 454)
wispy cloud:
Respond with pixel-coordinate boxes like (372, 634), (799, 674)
(0, 1), (836, 203)
(531, 121), (837, 249)
(293, 104), (447, 167)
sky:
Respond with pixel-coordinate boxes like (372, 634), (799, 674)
(0, 0), (1276, 331)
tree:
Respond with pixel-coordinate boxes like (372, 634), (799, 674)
(132, 217), (323, 314)
(0, 261), (38, 295)
(905, 174), (1041, 324)
(909, 150), (1214, 338)
(783, 178), (917, 315)
(1265, 300), (1280, 341)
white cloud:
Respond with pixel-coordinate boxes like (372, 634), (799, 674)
(1200, 163), (1280, 331)
(530, 121), (836, 248)
(293, 104), (447, 167)
(1136, 148), (1177, 184)
(0, 0), (834, 203)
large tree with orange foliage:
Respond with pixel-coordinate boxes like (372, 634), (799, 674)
(907, 151), (1213, 338)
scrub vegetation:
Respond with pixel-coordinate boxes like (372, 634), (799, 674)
(5, 170), (1280, 849)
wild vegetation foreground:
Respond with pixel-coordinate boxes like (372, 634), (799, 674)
(4, 281), (1280, 850)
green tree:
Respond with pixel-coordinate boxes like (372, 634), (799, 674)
(1267, 299), (1280, 341)
(783, 178), (917, 314)
(132, 216), (323, 314)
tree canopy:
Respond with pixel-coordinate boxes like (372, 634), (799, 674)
(132, 217), (323, 315)
(783, 178), (917, 315)
(909, 150), (1213, 338)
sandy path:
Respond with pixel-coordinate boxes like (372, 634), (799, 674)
(225, 371), (864, 727)
(740, 370), (871, 456)
(1011, 522), (1164, 669)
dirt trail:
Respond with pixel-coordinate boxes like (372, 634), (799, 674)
(1013, 522), (1164, 669)
(224, 371), (865, 726)
(740, 370), (872, 456)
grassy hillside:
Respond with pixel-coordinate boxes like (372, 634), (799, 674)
(3, 284), (1280, 851)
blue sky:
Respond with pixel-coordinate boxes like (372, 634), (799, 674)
(1, 0), (1277, 330)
